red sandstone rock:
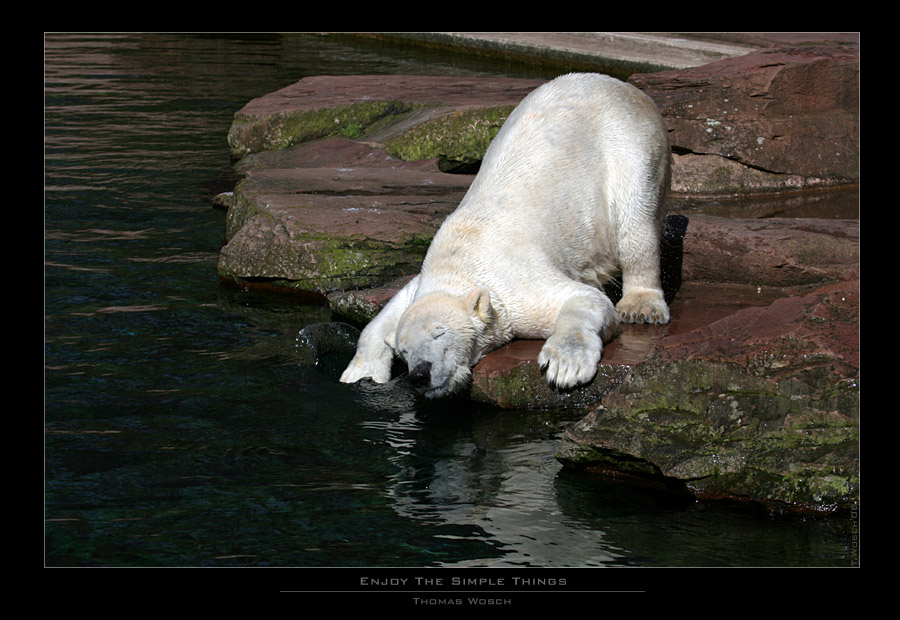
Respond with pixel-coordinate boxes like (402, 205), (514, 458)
(234, 74), (547, 118)
(654, 279), (860, 376)
(681, 215), (859, 287)
(630, 44), (859, 192)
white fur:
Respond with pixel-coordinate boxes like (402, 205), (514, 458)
(341, 73), (671, 397)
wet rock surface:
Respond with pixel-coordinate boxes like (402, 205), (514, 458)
(217, 39), (859, 512)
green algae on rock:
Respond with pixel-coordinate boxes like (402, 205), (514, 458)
(467, 340), (632, 410)
(218, 212), (436, 296)
(217, 140), (472, 296)
(557, 281), (859, 513)
(385, 106), (515, 170)
(227, 100), (425, 158)
(225, 74), (546, 163)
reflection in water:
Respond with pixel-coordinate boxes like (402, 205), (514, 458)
(357, 386), (629, 566)
(344, 372), (853, 567)
(405, 440), (629, 567)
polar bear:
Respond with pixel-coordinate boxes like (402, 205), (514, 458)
(340, 73), (671, 398)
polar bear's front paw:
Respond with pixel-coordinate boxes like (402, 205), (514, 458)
(616, 289), (670, 325)
(340, 354), (392, 384)
(538, 330), (602, 390)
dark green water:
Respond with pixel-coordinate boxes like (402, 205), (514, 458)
(44, 33), (856, 571)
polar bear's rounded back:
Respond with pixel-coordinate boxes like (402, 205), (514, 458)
(464, 73), (670, 220)
(435, 73), (671, 285)
(483, 72), (668, 166)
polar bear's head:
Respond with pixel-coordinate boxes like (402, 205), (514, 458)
(386, 288), (496, 398)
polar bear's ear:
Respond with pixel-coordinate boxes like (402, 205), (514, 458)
(465, 287), (494, 323)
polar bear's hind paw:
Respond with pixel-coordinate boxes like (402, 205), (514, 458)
(616, 290), (670, 325)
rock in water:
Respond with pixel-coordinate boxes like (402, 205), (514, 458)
(298, 322), (361, 380)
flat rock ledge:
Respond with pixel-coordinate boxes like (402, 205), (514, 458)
(217, 45), (859, 513)
(217, 138), (473, 296)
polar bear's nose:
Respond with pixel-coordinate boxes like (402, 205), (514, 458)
(408, 361), (432, 388)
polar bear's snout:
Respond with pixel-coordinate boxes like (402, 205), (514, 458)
(408, 360), (433, 388)
(398, 323), (473, 397)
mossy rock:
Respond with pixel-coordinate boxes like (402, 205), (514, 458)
(227, 100), (425, 158)
(557, 358), (859, 513)
(385, 106), (515, 168)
